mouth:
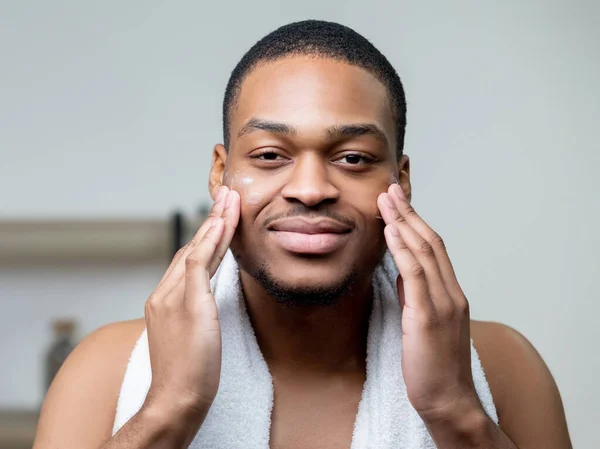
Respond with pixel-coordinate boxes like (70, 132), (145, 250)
(267, 218), (352, 255)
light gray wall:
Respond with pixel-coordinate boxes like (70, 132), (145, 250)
(1, 1), (598, 447)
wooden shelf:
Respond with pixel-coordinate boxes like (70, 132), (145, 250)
(0, 216), (204, 265)
(0, 409), (38, 449)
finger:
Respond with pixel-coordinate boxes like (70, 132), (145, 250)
(163, 273), (186, 310)
(156, 242), (193, 288)
(148, 217), (222, 323)
(209, 189), (241, 275)
(382, 219), (435, 317)
(184, 218), (225, 318)
(378, 191), (452, 312)
(156, 186), (229, 292)
(146, 274), (186, 326)
(387, 184), (466, 304)
(186, 185), (229, 249)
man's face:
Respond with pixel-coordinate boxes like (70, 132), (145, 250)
(213, 56), (402, 306)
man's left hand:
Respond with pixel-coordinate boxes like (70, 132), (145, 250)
(377, 183), (485, 424)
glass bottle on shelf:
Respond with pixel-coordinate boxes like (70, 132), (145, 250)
(45, 318), (77, 391)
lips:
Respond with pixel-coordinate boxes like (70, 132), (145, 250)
(267, 218), (352, 254)
(268, 218), (352, 234)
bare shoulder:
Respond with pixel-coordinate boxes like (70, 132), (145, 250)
(33, 318), (146, 449)
(470, 319), (572, 449)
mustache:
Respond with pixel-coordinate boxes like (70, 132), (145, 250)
(263, 207), (356, 229)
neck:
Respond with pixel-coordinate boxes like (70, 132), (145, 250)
(239, 270), (373, 376)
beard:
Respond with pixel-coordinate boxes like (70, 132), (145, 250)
(231, 247), (361, 309)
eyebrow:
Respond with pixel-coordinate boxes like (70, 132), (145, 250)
(237, 117), (388, 146)
(237, 118), (297, 138)
(326, 123), (388, 146)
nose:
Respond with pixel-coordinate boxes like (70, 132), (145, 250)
(280, 153), (340, 207)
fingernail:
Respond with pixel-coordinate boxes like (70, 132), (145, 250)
(392, 184), (405, 200)
(389, 224), (400, 236)
(384, 193), (394, 208)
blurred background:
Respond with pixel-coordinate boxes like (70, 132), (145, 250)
(1, 1), (598, 447)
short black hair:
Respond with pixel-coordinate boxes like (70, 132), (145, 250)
(222, 20), (407, 160)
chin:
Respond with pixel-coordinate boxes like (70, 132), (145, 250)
(269, 271), (349, 293)
(259, 271), (359, 308)
(238, 252), (361, 308)
(230, 231), (387, 307)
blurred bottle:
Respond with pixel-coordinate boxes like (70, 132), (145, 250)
(45, 318), (77, 391)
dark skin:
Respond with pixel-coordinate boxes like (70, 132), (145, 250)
(210, 57), (404, 447)
(32, 55), (572, 449)
(208, 56), (572, 448)
(209, 56), (403, 377)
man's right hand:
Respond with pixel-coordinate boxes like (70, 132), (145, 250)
(32, 186), (240, 449)
(141, 185), (240, 431)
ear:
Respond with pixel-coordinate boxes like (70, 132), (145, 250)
(397, 154), (412, 203)
(209, 144), (228, 200)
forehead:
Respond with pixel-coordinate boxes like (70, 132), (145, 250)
(231, 56), (395, 146)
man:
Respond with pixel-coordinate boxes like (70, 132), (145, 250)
(33, 20), (572, 449)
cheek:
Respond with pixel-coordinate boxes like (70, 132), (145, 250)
(223, 168), (398, 218)
(223, 170), (273, 208)
(350, 173), (397, 220)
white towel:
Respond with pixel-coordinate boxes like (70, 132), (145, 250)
(113, 249), (498, 448)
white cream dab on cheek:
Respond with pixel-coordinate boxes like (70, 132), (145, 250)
(238, 177), (265, 205)
(223, 173), (264, 205)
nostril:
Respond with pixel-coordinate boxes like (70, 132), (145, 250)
(281, 182), (340, 207)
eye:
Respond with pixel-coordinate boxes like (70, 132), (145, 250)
(336, 153), (376, 166)
(257, 151), (283, 161)
(248, 149), (289, 167)
(343, 154), (363, 164)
